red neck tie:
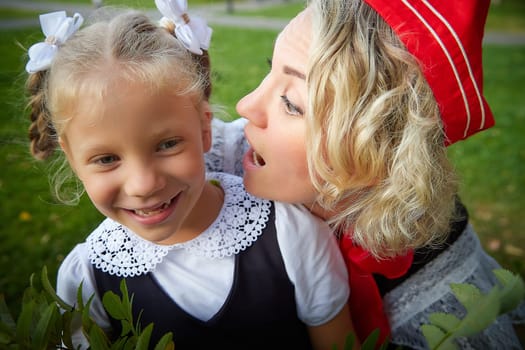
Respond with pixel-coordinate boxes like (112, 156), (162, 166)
(339, 232), (414, 345)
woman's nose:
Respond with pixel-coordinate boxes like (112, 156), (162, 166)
(124, 162), (165, 198)
(236, 80), (268, 129)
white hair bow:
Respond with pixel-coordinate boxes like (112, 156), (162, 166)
(155, 0), (212, 55)
(25, 11), (84, 74)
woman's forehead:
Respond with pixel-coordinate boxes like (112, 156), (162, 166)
(274, 7), (312, 61)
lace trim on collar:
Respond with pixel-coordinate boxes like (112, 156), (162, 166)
(87, 172), (272, 277)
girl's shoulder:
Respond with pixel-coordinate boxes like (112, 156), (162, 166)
(58, 240), (92, 278)
(273, 201), (350, 326)
(274, 201), (335, 250)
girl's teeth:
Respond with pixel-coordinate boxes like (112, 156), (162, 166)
(134, 200), (171, 216)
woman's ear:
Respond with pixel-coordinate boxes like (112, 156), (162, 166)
(201, 102), (213, 152)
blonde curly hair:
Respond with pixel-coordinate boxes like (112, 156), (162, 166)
(306, 0), (458, 258)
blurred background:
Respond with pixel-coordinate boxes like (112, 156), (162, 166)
(0, 0), (524, 329)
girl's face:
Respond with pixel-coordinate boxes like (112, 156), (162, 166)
(60, 80), (218, 245)
(237, 8), (320, 209)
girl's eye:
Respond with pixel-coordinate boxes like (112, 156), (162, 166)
(94, 155), (118, 165)
(280, 95), (303, 116)
(158, 139), (180, 151)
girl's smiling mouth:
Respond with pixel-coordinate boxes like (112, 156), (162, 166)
(133, 198), (174, 217)
(126, 194), (180, 225)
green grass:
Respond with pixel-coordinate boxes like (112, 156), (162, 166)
(1, 0), (524, 33)
(209, 26), (276, 118)
(0, 0), (524, 324)
(0, 27), (105, 309)
(0, 8), (42, 19)
(448, 44), (525, 275)
(13, 0), (224, 5)
(229, 0), (525, 31)
(232, 1), (306, 18)
(98, 0), (239, 8)
(487, 0), (525, 32)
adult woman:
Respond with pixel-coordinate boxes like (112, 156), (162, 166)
(206, 0), (524, 348)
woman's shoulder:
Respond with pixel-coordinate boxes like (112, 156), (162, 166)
(384, 224), (525, 348)
(206, 117), (248, 177)
(211, 116), (247, 131)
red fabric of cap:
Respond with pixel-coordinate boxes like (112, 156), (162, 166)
(364, 0), (495, 145)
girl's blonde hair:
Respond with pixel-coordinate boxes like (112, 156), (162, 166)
(306, 0), (458, 258)
(25, 9), (211, 202)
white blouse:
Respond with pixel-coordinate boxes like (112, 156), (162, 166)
(57, 172), (349, 347)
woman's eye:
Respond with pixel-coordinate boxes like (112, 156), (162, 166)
(158, 139), (180, 151)
(280, 95), (303, 116)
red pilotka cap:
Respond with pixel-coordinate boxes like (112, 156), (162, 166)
(364, 0), (495, 145)
(340, 1), (496, 344)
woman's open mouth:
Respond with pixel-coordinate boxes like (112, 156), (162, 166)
(252, 150), (266, 167)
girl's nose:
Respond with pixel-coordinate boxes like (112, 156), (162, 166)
(124, 162), (165, 198)
(236, 79), (268, 129)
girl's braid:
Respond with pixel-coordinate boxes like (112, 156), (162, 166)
(26, 71), (57, 160)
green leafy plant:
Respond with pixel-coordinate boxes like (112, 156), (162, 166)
(0, 267), (174, 349)
(0, 267), (522, 349)
(350, 268), (525, 350)
(337, 328), (393, 350)
(421, 269), (525, 349)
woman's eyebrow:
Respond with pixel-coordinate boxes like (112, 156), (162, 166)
(283, 65), (306, 80)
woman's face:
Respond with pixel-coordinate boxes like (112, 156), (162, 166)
(236, 8), (320, 209)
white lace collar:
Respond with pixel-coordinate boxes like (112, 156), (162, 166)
(87, 172), (272, 277)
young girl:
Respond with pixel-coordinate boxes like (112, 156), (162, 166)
(24, 6), (353, 349)
(206, 0), (525, 348)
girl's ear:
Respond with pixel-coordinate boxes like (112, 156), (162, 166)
(58, 136), (68, 158)
(58, 136), (78, 175)
(58, 136), (69, 156)
(201, 101), (213, 152)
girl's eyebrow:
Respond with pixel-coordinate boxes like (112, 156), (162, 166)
(283, 65), (305, 80)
